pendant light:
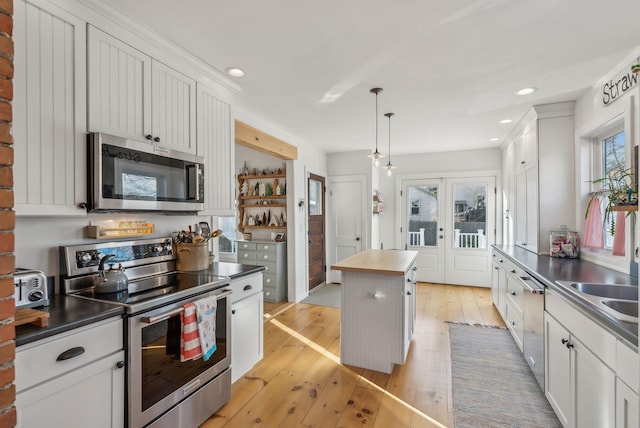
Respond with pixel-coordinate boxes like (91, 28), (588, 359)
(384, 112), (396, 176)
(367, 88), (385, 166)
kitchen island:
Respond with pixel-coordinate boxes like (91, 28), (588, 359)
(332, 249), (418, 373)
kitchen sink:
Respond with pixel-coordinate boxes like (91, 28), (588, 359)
(566, 282), (638, 300)
(602, 300), (639, 318)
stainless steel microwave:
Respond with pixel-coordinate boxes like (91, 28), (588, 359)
(87, 133), (205, 213)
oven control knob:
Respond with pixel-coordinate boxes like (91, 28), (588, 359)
(79, 253), (92, 263)
(95, 252), (106, 261)
(164, 245), (173, 253)
(153, 245), (164, 253)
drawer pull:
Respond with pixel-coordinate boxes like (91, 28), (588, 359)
(57, 346), (85, 361)
(511, 291), (516, 296)
(266, 278), (271, 283)
(243, 284), (253, 291)
(263, 255), (268, 259)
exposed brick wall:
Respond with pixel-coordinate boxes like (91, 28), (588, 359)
(0, 0), (13, 426)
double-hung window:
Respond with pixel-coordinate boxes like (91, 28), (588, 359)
(594, 128), (626, 249)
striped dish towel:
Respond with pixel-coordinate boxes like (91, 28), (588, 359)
(194, 295), (217, 361)
(180, 302), (202, 362)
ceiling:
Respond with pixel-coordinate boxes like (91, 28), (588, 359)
(97, 0), (640, 155)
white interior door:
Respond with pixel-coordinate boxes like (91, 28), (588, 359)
(328, 176), (365, 283)
(444, 177), (495, 286)
(401, 179), (445, 283)
(401, 176), (495, 286)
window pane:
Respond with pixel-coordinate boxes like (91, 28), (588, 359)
(601, 130), (625, 249)
(452, 183), (487, 249)
(218, 217), (237, 254)
(309, 178), (322, 216)
(407, 185), (438, 247)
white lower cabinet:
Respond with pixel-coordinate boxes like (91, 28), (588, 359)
(545, 290), (617, 428)
(15, 317), (125, 428)
(230, 272), (264, 383)
(616, 379), (639, 428)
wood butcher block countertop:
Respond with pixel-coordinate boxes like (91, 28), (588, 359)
(331, 249), (418, 276)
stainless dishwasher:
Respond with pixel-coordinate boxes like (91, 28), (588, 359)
(519, 274), (545, 391)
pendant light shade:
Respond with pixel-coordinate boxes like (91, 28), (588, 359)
(367, 87), (385, 166)
(384, 112), (396, 176)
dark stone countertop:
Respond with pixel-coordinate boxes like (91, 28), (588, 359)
(207, 262), (265, 279)
(15, 295), (125, 347)
(16, 262), (265, 347)
(493, 244), (638, 347)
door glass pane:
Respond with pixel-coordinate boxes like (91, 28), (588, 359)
(309, 178), (322, 216)
(407, 185), (438, 247)
(452, 183), (487, 249)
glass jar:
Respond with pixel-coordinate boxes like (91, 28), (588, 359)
(550, 225), (579, 258)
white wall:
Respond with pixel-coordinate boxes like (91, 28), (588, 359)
(377, 148), (502, 250)
(573, 48), (640, 271)
(327, 147), (501, 253)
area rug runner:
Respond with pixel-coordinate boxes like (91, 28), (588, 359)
(448, 323), (561, 428)
(301, 283), (341, 308)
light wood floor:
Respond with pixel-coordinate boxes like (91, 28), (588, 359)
(202, 283), (505, 428)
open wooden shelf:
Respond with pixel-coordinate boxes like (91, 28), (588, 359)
(610, 205), (638, 211)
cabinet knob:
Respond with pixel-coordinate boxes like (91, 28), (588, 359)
(153, 136), (160, 143)
(511, 291), (516, 296)
(561, 338), (569, 345)
(510, 269), (516, 273)
(116, 361), (126, 369)
(243, 285), (253, 291)
(145, 134), (153, 140)
(232, 309), (236, 315)
(78, 202), (87, 209)
(356, 237), (361, 241)
(566, 342), (574, 349)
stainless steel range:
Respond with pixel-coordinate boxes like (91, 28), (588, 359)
(60, 237), (231, 428)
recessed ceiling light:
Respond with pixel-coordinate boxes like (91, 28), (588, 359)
(225, 67), (245, 77)
(516, 87), (537, 96)
(489, 138), (500, 142)
(499, 119), (512, 124)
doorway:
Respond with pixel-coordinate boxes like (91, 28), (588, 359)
(400, 176), (495, 286)
(308, 173), (326, 291)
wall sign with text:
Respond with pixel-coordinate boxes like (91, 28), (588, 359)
(602, 60), (639, 106)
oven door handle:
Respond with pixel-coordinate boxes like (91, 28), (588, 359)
(140, 288), (232, 324)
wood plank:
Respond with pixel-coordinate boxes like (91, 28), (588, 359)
(205, 282), (501, 427)
(14, 308), (49, 327)
(331, 249), (418, 275)
(235, 119), (298, 160)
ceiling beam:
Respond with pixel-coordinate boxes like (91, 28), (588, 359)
(235, 120), (298, 160)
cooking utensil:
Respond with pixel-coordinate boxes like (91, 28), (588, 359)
(211, 229), (222, 238)
(94, 254), (129, 293)
(199, 221), (211, 239)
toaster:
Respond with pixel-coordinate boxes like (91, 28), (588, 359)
(14, 269), (49, 308)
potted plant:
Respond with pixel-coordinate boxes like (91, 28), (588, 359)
(585, 167), (638, 235)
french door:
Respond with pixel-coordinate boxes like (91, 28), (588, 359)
(401, 176), (495, 286)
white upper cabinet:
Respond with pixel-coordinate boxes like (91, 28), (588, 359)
(87, 26), (197, 153)
(14, 0), (87, 216)
(87, 25), (151, 142)
(196, 84), (234, 215)
(151, 61), (197, 153)
(508, 102), (575, 254)
(514, 125), (538, 171)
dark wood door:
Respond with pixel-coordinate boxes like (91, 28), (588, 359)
(308, 173), (326, 291)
